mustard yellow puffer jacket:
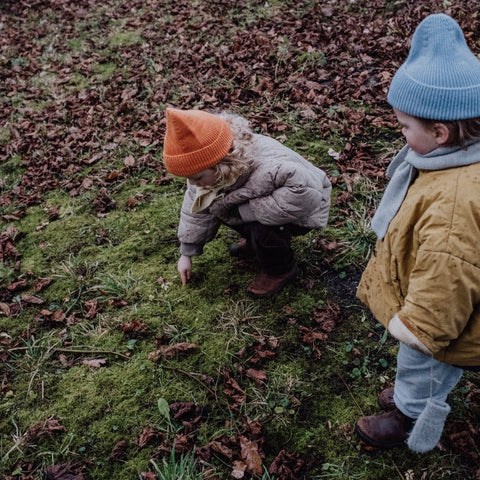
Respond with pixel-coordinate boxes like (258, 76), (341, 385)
(357, 162), (480, 367)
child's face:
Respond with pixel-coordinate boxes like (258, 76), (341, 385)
(187, 168), (218, 187)
(394, 109), (441, 155)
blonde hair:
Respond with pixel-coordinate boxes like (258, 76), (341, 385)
(210, 112), (255, 186)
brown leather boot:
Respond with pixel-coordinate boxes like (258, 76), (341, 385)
(246, 264), (298, 298)
(378, 387), (396, 411)
(355, 408), (413, 449)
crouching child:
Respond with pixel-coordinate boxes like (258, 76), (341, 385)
(162, 108), (332, 298)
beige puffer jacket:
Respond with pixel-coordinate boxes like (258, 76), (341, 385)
(178, 134), (332, 256)
(357, 162), (480, 367)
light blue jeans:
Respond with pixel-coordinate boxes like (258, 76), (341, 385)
(393, 342), (464, 419)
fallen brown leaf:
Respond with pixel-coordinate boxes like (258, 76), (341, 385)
(148, 342), (198, 361)
(82, 358), (106, 368)
(223, 370), (246, 407)
(137, 426), (165, 448)
(45, 463), (85, 480)
(110, 439), (128, 461)
(25, 416), (66, 442)
(240, 436), (263, 475)
(245, 368), (267, 387)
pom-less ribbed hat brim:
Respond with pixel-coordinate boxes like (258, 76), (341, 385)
(163, 108), (233, 177)
(387, 14), (480, 120)
(388, 72), (480, 120)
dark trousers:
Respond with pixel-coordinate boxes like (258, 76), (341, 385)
(232, 222), (310, 275)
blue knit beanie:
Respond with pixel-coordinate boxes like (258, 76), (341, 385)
(388, 13), (480, 120)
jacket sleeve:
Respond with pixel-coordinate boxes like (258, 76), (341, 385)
(177, 185), (220, 256)
(396, 249), (480, 355)
(246, 165), (330, 226)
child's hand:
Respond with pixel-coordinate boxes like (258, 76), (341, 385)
(177, 255), (192, 286)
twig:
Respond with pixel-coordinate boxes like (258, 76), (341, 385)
(1, 419), (24, 462)
(391, 460), (405, 480)
(162, 365), (218, 400)
(336, 369), (364, 414)
(2, 436), (24, 462)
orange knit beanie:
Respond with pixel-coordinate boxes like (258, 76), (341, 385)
(163, 108), (233, 177)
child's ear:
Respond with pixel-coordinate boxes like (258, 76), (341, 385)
(433, 122), (450, 145)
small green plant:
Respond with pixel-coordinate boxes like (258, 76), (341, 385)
(314, 461), (366, 479)
(261, 468), (277, 480)
(345, 212), (376, 259)
(7, 335), (61, 400)
(1, 418), (25, 462)
(0, 263), (16, 283)
(91, 269), (136, 300)
(36, 431), (74, 464)
(343, 341), (390, 381)
(56, 254), (99, 284)
(243, 365), (307, 427)
(330, 206), (377, 268)
(348, 357), (371, 380)
(148, 449), (205, 480)
(162, 323), (194, 344)
(217, 299), (261, 336)
(156, 397), (191, 440)
(296, 49), (327, 71)
(157, 397), (178, 436)
(273, 36), (293, 80)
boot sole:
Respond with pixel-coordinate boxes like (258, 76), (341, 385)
(354, 424), (407, 450)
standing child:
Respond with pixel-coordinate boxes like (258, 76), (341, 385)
(355, 13), (480, 452)
(163, 108), (331, 298)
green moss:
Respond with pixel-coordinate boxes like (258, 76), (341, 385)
(0, 125), (11, 147)
(67, 72), (90, 91)
(107, 30), (144, 49)
(92, 62), (119, 81)
(67, 37), (88, 53)
(1, 154), (23, 191)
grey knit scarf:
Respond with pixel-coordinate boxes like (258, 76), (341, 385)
(371, 141), (480, 239)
